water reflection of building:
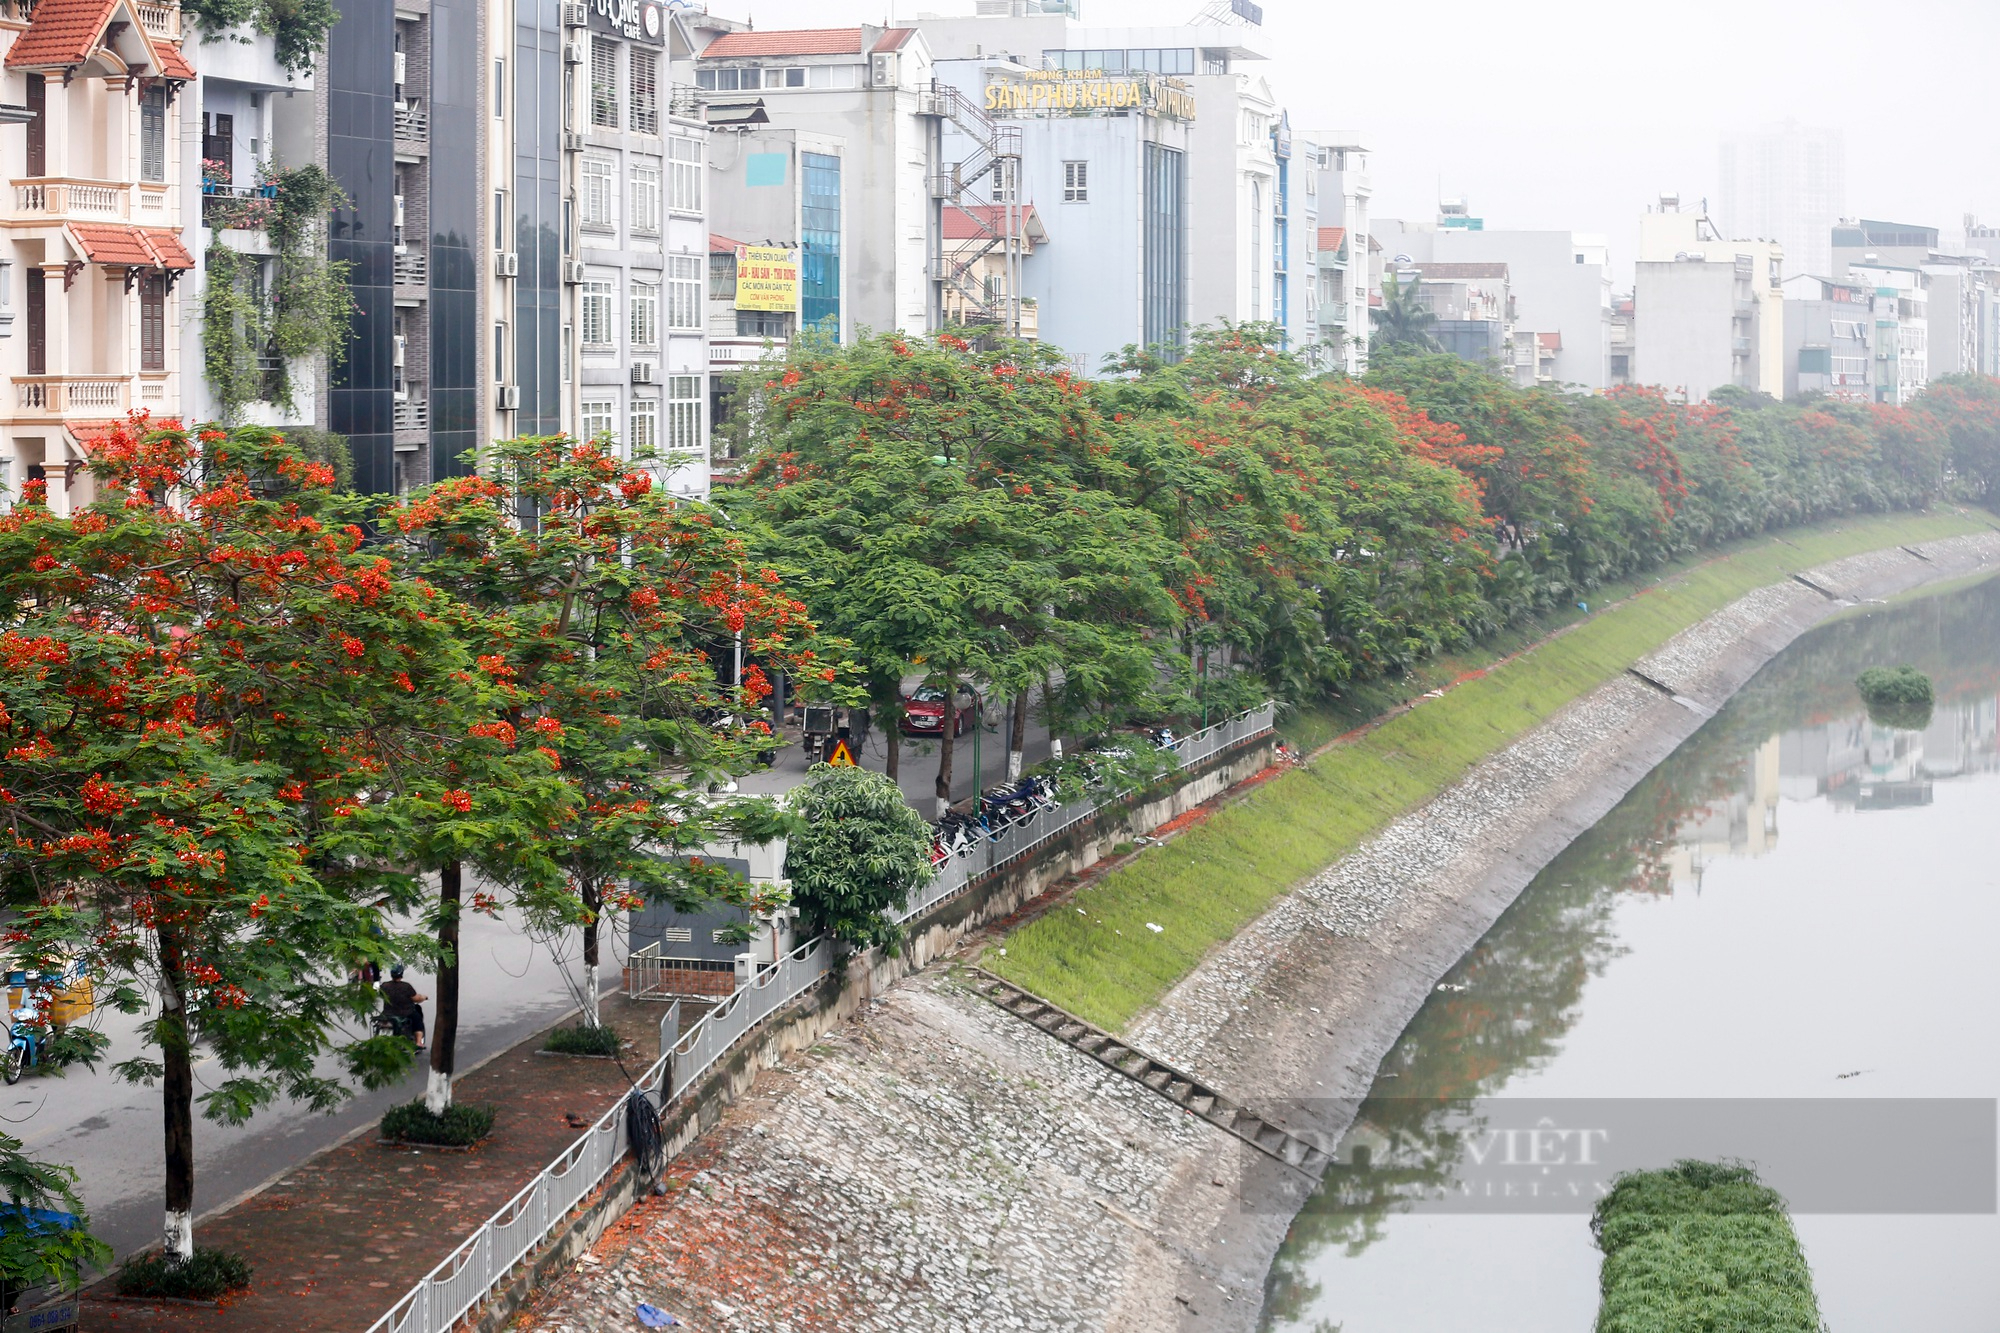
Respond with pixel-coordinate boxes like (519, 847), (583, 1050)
(1781, 697), (2000, 811)
(1664, 736), (1781, 893)
(1664, 697), (2000, 892)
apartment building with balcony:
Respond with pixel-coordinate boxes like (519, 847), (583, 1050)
(1779, 273), (1872, 402)
(1, 0), (196, 512)
(1306, 133), (1370, 373)
(178, 6), (316, 429)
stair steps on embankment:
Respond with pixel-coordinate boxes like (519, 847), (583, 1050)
(965, 968), (1330, 1178)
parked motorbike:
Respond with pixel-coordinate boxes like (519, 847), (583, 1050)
(4, 1002), (44, 1086)
(371, 1010), (422, 1042)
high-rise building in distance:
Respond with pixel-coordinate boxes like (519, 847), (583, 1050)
(1717, 120), (1844, 280)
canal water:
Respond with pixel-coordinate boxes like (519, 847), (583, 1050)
(1261, 574), (2000, 1332)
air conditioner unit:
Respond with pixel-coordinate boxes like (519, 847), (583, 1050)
(497, 384), (521, 410)
(393, 51), (406, 88)
(563, 261), (588, 284)
(631, 361), (656, 384)
(393, 335), (406, 367)
(871, 52), (897, 87)
(562, 130), (586, 153)
(495, 251), (519, 278)
(393, 194), (405, 229)
(560, 0), (588, 27)
(563, 40), (585, 66)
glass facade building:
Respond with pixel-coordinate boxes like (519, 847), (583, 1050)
(429, 0), (480, 478)
(515, 8), (563, 438)
(1143, 142), (1186, 356)
(801, 152), (842, 337)
(327, 0), (397, 495)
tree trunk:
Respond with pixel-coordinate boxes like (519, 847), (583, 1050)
(933, 673), (956, 819)
(157, 924), (195, 1262)
(878, 681), (900, 782)
(426, 860), (462, 1114)
(1006, 689), (1028, 780)
(581, 881), (602, 1029)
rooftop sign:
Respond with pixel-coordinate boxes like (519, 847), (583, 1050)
(590, 0), (667, 46)
(984, 69), (1195, 121)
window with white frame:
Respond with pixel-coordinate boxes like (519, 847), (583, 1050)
(668, 137), (702, 214)
(667, 254), (701, 329)
(630, 164), (660, 235)
(581, 399), (616, 443)
(630, 48), (659, 134)
(581, 157), (614, 230)
(992, 159), (1018, 204)
(763, 66), (806, 88)
(561, 322), (572, 382)
(580, 279), (613, 348)
(668, 375), (702, 455)
(1062, 160), (1088, 203)
(629, 398), (658, 454)
(630, 280), (658, 347)
(590, 38), (618, 129)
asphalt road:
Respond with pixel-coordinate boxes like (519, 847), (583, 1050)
(7, 903), (607, 1263)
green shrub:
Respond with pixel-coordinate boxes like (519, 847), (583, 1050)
(544, 1024), (621, 1057)
(1856, 664), (1935, 729)
(1111, 841), (1137, 857)
(380, 1099), (495, 1147)
(115, 1247), (252, 1300)
(1592, 1161), (1821, 1333)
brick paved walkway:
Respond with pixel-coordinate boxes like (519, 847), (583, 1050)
(82, 994), (695, 1333)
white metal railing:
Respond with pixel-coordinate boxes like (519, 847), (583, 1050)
(625, 944), (734, 1000)
(392, 397), (428, 432)
(394, 249), (427, 286)
(364, 703), (1275, 1333)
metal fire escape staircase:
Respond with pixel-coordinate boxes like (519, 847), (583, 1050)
(919, 82), (1024, 334)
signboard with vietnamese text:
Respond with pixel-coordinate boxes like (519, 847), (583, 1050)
(985, 70), (1196, 122)
(734, 245), (798, 313)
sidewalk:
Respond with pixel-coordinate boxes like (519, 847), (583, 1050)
(81, 993), (693, 1333)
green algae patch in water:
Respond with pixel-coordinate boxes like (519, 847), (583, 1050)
(1592, 1161), (1821, 1333)
(1856, 664), (1936, 731)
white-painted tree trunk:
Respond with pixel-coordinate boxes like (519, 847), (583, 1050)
(163, 1209), (192, 1262)
(1006, 749), (1022, 780)
(424, 1066), (453, 1115)
(582, 962), (601, 1028)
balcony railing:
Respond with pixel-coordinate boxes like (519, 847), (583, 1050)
(135, 1), (180, 39)
(393, 249), (427, 287)
(393, 397), (428, 432)
(14, 377), (129, 415)
(12, 178), (131, 221)
(394, 103), (428, 141)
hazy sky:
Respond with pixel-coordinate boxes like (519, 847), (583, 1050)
(704, 0), (2000, 286)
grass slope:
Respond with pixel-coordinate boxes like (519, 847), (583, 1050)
(989, 509), (1989, 1030)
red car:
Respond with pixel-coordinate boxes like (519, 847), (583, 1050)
(900, 683), (978, 737)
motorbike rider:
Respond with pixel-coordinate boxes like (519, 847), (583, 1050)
(377, 965), (427, 1050)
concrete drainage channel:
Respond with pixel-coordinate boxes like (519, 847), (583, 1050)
(965, 967), (1331, 1178)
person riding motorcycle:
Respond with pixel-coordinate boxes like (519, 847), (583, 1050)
(376, 965), (427, 1050)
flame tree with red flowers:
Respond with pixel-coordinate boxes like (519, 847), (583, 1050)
(1102, 327), (1491, 699)
(0, 419), (468, 1264)
(387, 434), (842, 1035)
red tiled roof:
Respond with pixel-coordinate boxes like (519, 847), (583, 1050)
(154, 41), (196, 80)
(143, 227), (194, 269)
(700, 25), (914, 58)
(67, 222), (193, 269)
(6, 0), (120, 68)
(702, 28), (863, 58)
(1536, 331), (1561, 351)
(942, 204), (1042, 241)
(710, 233), (743, 254)
(1317, 226), (1346, 254)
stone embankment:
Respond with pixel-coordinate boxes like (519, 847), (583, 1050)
(517, 533), (2000, 1333)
